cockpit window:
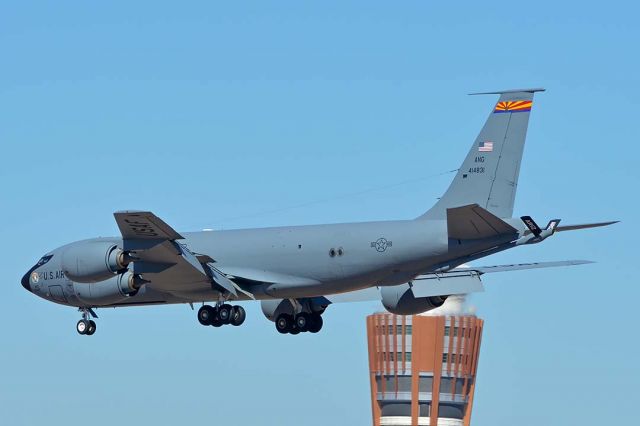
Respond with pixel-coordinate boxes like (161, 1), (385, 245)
(36, 255), (53, 266)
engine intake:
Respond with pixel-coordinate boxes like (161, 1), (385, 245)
(380, 283), (448, 315)
(61, 241), (130, 283)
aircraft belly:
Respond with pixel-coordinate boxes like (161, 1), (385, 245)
(260, 276), (371, 299)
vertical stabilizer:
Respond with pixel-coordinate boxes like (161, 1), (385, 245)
(419, 88), (544, 220)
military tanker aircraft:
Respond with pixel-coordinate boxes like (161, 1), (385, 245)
(21, 88), (616, 336)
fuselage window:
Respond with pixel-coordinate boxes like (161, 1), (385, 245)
(36, 255), (53, 267)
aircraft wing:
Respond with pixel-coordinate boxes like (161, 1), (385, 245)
(320, 270), (484, 304)
(114, 211), (210, 293)
(114, 210), (184, 240)
(451, 260), (594, 274)
(114, 211), (256, 297)
(320, 259), (594, 304)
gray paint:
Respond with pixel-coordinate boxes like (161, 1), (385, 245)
(20, 89), (614, 324)
(420, 90), (539, 220)
(25, 216), (520, 309)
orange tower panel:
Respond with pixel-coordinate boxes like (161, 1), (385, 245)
(366, 313), (483, 426)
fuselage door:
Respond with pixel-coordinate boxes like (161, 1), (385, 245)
(48, 285), (68, 303)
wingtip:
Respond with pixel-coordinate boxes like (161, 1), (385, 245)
(571, 260), (596, 265)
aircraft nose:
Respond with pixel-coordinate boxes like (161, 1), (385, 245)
(21, 271), (32, 292)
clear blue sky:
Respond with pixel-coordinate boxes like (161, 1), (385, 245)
(1, 2), (638, 425)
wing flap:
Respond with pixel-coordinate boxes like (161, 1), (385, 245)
(411, 271), (484, 297)
(202, 264), (238, 297)
(130, 241), (211, 291)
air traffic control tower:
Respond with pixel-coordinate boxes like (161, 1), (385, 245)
(366, 313), (483, 426)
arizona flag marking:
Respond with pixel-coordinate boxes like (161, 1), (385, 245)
(494, 100), (532, 113)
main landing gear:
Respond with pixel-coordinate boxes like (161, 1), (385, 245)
(198, 304), (246, 327)
(76, 308), (97, 336)
(275, 312), (323, 335)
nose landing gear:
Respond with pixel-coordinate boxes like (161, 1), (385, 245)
(76, 308), (97, 336)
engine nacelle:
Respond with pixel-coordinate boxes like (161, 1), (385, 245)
(380, 283), (448, 315)
(261, 299), (295, 322)
(74, 272), (145, 306)
(61, 241), (129, 283)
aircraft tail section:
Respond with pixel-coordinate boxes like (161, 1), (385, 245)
(447, 204), (518, 240)
(419, 88), (544, 220)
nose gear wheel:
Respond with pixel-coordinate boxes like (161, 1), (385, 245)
(76, 308), (98, 336)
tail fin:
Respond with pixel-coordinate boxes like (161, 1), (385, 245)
(419, 88), (544, 220)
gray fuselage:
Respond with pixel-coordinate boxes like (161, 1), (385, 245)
(24, 218), (524, 308)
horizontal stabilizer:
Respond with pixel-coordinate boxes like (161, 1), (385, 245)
(556, 221), (619, 232)
(522, 221), (619, 236)
(447, 204), (518, 240)
(453, 260), (594, 274)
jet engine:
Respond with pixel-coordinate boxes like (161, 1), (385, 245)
(61, 241), (130, 283)
(380, 283), (448, 315)
(73, 272), (145, 306)
(261, 299), (295, 321)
